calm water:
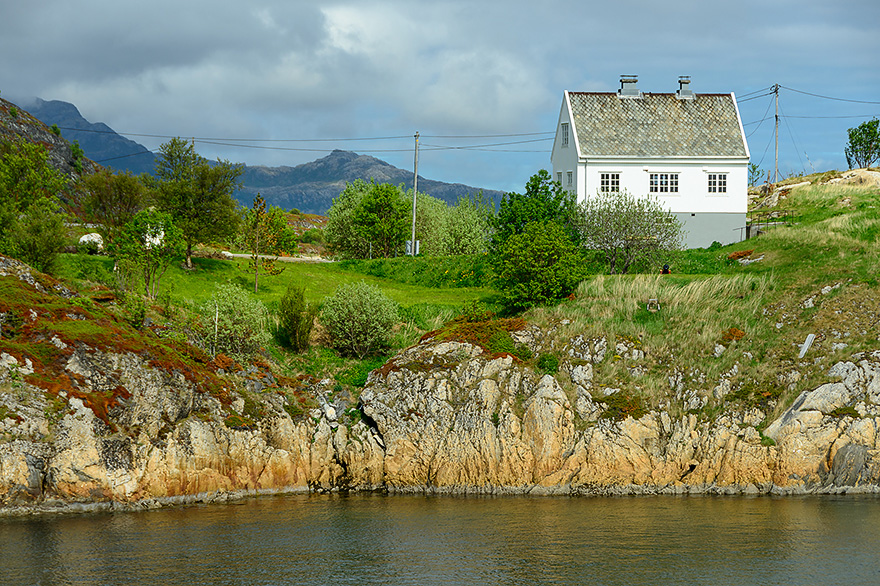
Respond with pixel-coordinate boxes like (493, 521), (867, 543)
(2, 494), (879, 585)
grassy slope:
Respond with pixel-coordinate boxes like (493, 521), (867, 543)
(525, 179), (880, 422)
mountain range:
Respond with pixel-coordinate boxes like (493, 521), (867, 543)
(23, 98), (503, 214)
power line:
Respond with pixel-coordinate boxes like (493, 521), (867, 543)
(780, 85), (880, 105)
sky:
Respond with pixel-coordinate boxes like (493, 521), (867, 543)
(2, 0), (879, 193)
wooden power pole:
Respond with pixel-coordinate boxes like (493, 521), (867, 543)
(774, 84), (779, 183)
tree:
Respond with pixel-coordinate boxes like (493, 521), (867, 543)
(575, 190), (684, 275)
(277, 283), (318, 353)
(844, 118), (880, 170)
(351, 182), (410, 258)
(243, 194), (284, 293)
(443, 192), (495, 255)
(321, 281), (399, 358)
(153, 138), (243, 268)
(494, 221), (581, 312)
(10, 196), (67, 274)
(492, 169), (578, 253)
(80, 169), (148, 250)
(113, 209), (184, 299)
(325, 179), (372, 259)
(325, 180), (410, 259)
(748, 163), (764, 187)
(0, 138), (69, 271)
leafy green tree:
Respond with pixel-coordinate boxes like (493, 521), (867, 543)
(491, 169), (578, 253)
(844, 118), (880, 170)
(277, 283), (318, 352)
(10, 196), (67, 274)
(494, 221), (581, 312)
(443, 192), (495, 255)
(80, 168), (149, 250)
(153, 137), (243, 268)
(325, 179), (372, 259)
(321, 281), (399, 358)
(325, 180), (410, 259)
(576, 190), (684, 275)
(351, 182), (410, 258)
(201, 284), (270, 362)
(0, 138), (69, 270)
(243, 194), (285, 293)
(113, 209), (184, 299)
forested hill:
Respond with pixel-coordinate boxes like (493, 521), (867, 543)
(24, 98), (503, 214)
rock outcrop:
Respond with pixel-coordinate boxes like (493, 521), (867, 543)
(4, 334), (880, 515)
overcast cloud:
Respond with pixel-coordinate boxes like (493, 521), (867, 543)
(2, 0), (878, 191)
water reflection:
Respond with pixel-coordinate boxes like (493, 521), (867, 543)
(2, 495), (879, 585)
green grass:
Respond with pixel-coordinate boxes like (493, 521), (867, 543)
(56, 254), (494, 312)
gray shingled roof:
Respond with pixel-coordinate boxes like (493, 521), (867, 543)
(568, 92), (748, 158)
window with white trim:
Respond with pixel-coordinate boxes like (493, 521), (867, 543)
(561, 123), (569, 147)
(566, 171), (573, 187)
(649, 173), (679, 193)
(557, 172), (562, 184)
(600, 173), (619, 192)
(708, 173), (727, 193)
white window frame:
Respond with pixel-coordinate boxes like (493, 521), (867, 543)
(649, 172), (679, 194)
(566, 171), (573, 187)
(600, 172), (620, 193)
(561, 123), (569, 148)
(708, 173), (727, 193)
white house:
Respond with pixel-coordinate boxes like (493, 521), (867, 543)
(551, 76), (750, 248)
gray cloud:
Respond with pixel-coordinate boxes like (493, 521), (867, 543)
(1, 0), (878, 191)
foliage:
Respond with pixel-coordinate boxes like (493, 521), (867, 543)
(575, 189), (684, 275)
(243, 194), (285, 293)
(442, 191), (495, 255)
(70, 140), (85, 173)
(80, 168), (149, 249)
(428, 313), (525, 355)
(0, 138), (69, 271)
(491, 169), (578, 253)
(844, 118), (880, 169)
(321, 281), (399, 358)
(493, 221), (581, 312)
(537, 353), (559, 375)
(112, 208), (184, 299)
(338, 254), (494, 289)
(351, 182), (410, 258)
(277, 282), (318, 353)
(748, 163), (764, 186)
(325, 179), (372, 259)
(9, 196), (67, 274)
(153, 137), (243, 268)
(200, 284), (271, 362)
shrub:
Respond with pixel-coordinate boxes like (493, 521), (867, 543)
(321, 281), (399, 358)
(493, 220), (581, 312)
(277, 283), (318, 353)
(537, 353), (559, 375)
(201, 284), (271, 362)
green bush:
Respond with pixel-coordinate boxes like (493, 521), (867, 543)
(277, 283), (318, 353)
(10, 197), (67, 274)
(201, 284), (271, 362)
(493, 220), (581, 312)
(537, 353), (559, 375)
(321, 281), (399, 358)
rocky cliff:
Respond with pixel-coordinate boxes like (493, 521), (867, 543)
(3, 254), (879, 516)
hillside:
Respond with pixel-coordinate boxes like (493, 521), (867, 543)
(2, 172), (880, 512)
(23, 98), (504, 214)
(0, 96), (100, 182)
(239, 150), (503, 214)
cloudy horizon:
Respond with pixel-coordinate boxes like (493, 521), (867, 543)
(2, 0), (878, 192)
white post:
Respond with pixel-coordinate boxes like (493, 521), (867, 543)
(411, 131), (419, 255)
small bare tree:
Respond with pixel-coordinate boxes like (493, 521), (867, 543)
(575, 190), (684, 274)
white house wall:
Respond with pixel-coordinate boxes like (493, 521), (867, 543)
(579, 159), (747, 214)
(550, 96), (580, 193)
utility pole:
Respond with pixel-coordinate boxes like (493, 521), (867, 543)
(774, 84), (779, 184)
(410, 131), (419, 256)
